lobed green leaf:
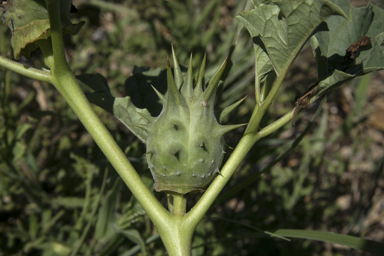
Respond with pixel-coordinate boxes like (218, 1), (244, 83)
(237, 0), (348, 81)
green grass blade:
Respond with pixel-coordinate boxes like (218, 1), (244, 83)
(210, 215), (289, 241)
(121, 234), (160, 256)
(273, 229), (384, 255)
(118, 229), (147, 256)
(70, 168), (109, 256)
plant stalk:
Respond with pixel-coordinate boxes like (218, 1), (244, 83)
(44, 0), (171, 231)
(172, 193), (187, 215)
(156, 216), (194, 256)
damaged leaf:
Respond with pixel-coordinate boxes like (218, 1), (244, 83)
(0, 0), (84, 59)
(310, 1), (384, 99)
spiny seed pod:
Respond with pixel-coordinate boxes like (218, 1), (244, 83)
(134, 48), (245, 194)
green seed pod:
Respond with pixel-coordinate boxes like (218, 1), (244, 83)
(134, 48), (244, 194)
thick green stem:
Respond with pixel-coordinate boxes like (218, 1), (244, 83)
(158, 194), (191, 255)
(44, 0), (171, 230)
(157, 216), (194, 256)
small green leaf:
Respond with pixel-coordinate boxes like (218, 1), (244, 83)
(12, 141), (26, 162)
(81, 73), (156, 143)
(114, 97), (153, 142)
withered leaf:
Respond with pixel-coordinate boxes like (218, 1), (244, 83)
(346, 35), (371, 59)
(336, 36), (372, 71)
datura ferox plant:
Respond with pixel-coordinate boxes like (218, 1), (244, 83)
(2, 0), (384, 255)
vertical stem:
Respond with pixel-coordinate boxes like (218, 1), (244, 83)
(158, 216), (194, 256)
(44, 0), (171, 230)
(156, 194), (191, 256)
(44, 1), (68, 74)
(246, 68), (287, 134)
(172, 193), (187, 215)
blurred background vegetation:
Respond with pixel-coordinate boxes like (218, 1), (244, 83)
(1, 0), (384, 255)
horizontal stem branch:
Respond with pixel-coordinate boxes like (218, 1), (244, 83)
(0, 56), (51, 83)
(257, 108), (294, 138)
